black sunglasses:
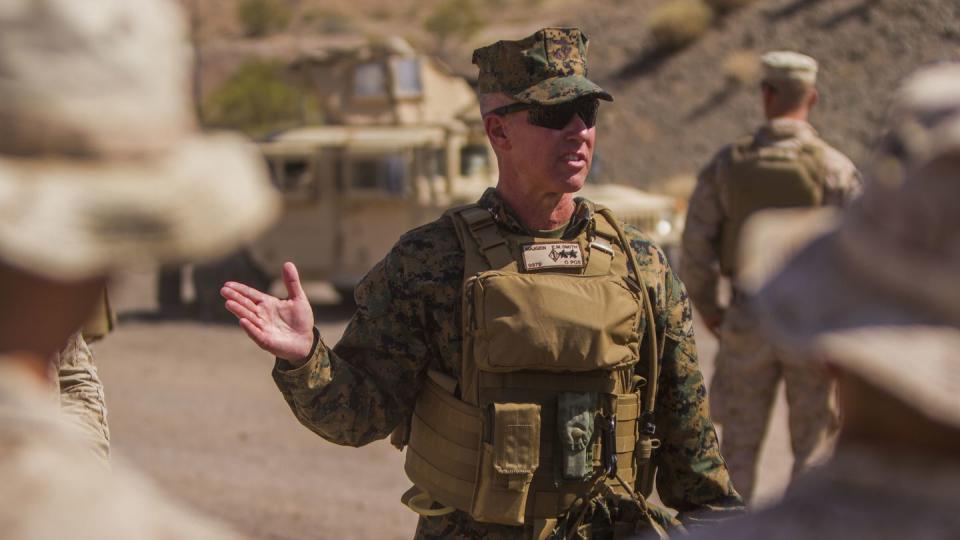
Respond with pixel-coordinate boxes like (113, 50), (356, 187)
(489, 97), (601, 130)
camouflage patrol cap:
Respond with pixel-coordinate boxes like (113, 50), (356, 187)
(0, 0), (279, 280)
(473, 27), (613, 105)
(748, 65), (960, 428)
(761, 51), (818, 86)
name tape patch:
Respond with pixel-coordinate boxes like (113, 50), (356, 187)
(522, 242), (585, 270)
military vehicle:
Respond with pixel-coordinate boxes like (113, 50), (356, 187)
(158, 37), (684, 316)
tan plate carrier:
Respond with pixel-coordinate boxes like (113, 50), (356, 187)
(719, 136), (826, 276)
(395, 203), (662, 530)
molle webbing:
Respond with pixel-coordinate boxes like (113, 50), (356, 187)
(404, 378), (647, 521)
(401, 203), (662, 526)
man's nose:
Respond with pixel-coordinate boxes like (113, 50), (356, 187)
(564, 112), (591, 139)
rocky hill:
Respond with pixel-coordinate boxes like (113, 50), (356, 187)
(187, 0), (960, 191)
(581, 0), (960, 189)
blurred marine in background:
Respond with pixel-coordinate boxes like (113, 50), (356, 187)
(689, 61), (960, 539)
(0, 0), (277, 537)
(680, 50), (862, 502)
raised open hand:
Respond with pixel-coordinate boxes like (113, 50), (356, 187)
(221, 261), (315, 364)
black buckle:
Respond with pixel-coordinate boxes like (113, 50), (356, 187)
(640, 412), (656, 436)
(601, 414), (618, 478)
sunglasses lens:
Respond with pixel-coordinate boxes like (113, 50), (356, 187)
(528, 98), (600, 130)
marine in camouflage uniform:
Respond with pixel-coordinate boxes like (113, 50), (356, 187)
(273, 189), (741, 537)
(687, 62), (960, 540)
(227, 27), (742, 539)
(680, 51), (861, 502)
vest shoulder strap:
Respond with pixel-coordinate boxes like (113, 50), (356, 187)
(446, 203), (516, 276)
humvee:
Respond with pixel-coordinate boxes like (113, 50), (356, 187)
(157, 37), (684, 315)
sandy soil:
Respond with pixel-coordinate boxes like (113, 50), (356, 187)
(94, 269), (792, 539)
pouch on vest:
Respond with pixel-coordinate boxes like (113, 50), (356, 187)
(557, 392), (597, 481)
(471, 402), (541, 525)
(467, 272), (642, 374)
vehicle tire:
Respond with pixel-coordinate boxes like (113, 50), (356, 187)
(193, 251), (272, 321)
(157, 267), (184, 314)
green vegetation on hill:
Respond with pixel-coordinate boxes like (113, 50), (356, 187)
(202, 59), (318, 138)
(424, 0), (486, 47)
(237, 0), (292, 37)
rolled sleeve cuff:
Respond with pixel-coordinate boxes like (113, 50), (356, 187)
(272, 328), (331, 388)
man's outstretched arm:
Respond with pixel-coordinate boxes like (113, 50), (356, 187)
(222, 258), (429, 447)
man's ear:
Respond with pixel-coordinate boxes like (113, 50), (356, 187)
(808, 87), (820, 109)
(484, 114), (511, 151)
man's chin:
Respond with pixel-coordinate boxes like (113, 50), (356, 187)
(553, 173), (588, 194)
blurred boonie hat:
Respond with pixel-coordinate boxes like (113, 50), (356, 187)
(0, 0), (280, 281)
(760, 50), (818, 86)
(879, 63), (960, 171)
(472, 27), (613, 105)
(751, 67), (960, 428)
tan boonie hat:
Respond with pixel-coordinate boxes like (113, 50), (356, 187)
(472, 27), (613, 105)
(760, 51), (818, 86)
(877, 63), (960, 173)
(752, 67), (960, 428)
(0, 0), (280, 281)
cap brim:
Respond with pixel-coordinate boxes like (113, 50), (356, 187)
(0, 132), (280, 281)
(757, 227), (960, 429)
(512, 74), (613, 105)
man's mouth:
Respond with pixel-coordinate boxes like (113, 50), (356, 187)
(560, 152), (587, 165)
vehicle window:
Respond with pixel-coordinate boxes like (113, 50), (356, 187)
(349, 155), (407, 196)
(391, 57), (423, 98)
(267, 157), (316, 198)
(460, 145), (490, 177)
(282, 160), (310, 191)
(353, 62), (387, 99)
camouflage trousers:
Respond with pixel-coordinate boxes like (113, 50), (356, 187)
(709, 299), (838, 503)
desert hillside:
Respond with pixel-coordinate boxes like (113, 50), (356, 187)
(186, 0), (960, 190)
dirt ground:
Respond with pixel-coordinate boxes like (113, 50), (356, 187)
(95, 269), (793, 539)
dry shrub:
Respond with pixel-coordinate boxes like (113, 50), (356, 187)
(236, 0), (291, 38)
(704, 0), (760, 14)
(203, 59), (318, 138)
(302, 8), (355, 34)
(723, 50), (761, 86)
(647, 0), (715, 51)
(424, 0), (485, 47)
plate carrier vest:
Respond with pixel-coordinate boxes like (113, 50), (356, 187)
(392, 203), (664, 535)
(718, 135), (826, 276)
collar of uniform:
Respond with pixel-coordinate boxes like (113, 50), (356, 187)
(758, 118), (818, 142)
(476, 187), (595, 238)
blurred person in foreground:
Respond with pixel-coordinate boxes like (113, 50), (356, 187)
(680, 50), (862, 502)
(0, 0), (278, 537)
(223, 27), (742, 539)
(688, 62), (960, 539)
